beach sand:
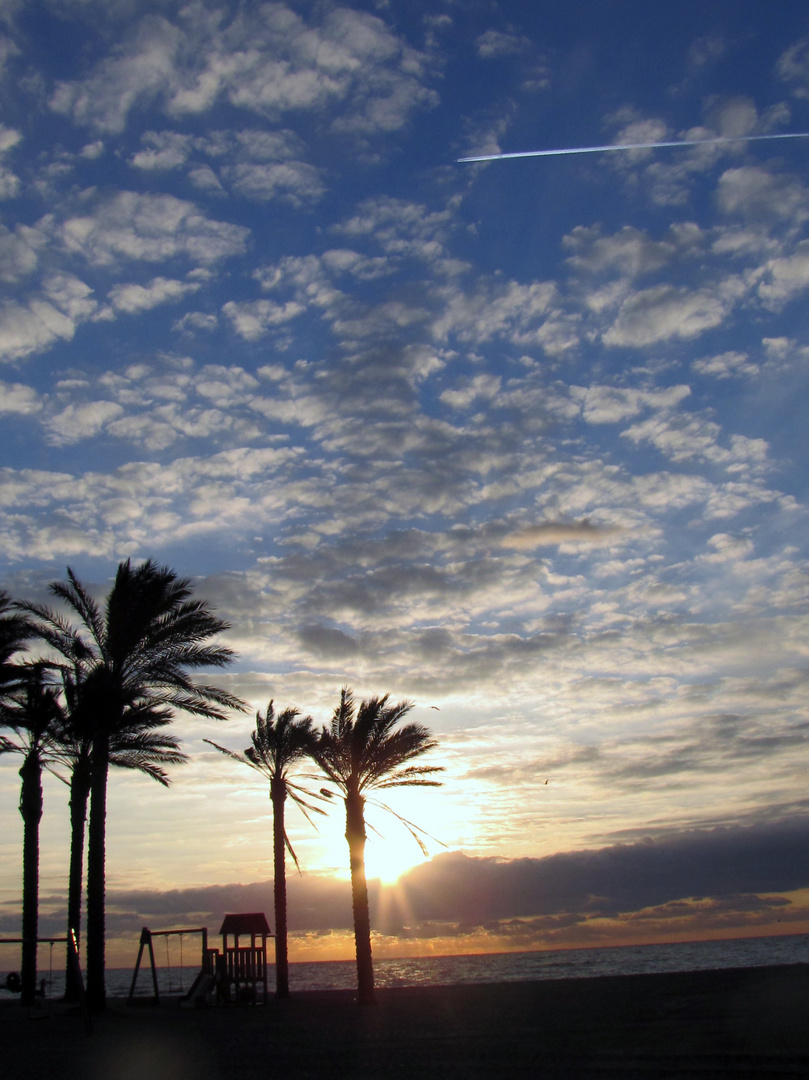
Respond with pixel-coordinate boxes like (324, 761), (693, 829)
(2, 963), (809, 1078)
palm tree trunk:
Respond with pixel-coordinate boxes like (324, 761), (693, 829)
(64, 764), (90, 1001)
(86, 735), (109, 1013)
(271, 779), (290, 998)
(345, 790), (375, 1005)
(19, 751), (43, 1007)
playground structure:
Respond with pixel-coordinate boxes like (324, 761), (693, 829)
(128, 912), (273, 1006)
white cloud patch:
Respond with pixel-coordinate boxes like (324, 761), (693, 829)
(334, 196), (453, 261)
(433, 279), (559, 345)
(440, 374), (501, 410)
(777, 35), (809, 98)
(622, 413), (769, 470)
(57, 191), (249, 266)
(0, 224), (41, 283)
(564, 225), (678, 279)
(0, 34), (21, 81)
(42, 273), (98, 321)
(475, 29), (531, 59)
(222, 298), (305, 340)
(0, 299), (76, 362)
(717, 166), (809, 224)
(574, 384), (691, 424)
(225, 160), (325, 205)
(321, 249), (394, 280)
(699, 532), (755, 564)
(49, 15), (183, 134)
(603, 285), (729, 347)
(0, 124), (22, 199)
(173, 311), (218, 333)
(46, 400), (125, 445)
(49, 4), (438, 139)
(107, 276), (202, 314)
(0, 381), (41, 415)
(0, 126), (21, 154)
(757, 241), (809, 309)
(691, 351), (759, 379)
(131, 130), (195, 170)
(187, 164), (225, 193)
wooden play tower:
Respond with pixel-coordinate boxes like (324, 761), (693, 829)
(218, 912), (272, 1003)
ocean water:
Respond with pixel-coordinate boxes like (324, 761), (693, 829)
(10, 932), (809, 1001)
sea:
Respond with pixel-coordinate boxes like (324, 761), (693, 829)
(12, 932), (809, 1001)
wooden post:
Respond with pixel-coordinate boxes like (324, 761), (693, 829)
(128, 927), (159, 1004)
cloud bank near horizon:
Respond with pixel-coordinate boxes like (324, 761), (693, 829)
(10, 818), (809, 959)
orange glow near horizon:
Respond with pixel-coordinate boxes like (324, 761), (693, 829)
(98, 892), (809, 971)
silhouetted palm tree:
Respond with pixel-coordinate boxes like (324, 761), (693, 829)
(0, 591), (38, 1002)
(0, 663), (64, 1005)
(50, 695), (187, 1001)
(206, 701), (323, 998)
(310, 688), (442, 1005)
(21, 559), (244, 1011)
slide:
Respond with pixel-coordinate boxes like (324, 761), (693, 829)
(179, 971), (215, 1009)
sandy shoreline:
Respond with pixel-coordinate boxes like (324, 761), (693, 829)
(3, 963), (809, 1078)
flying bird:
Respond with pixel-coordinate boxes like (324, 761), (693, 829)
(457, 131), (809, 164)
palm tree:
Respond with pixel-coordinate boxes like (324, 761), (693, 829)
(50, 696), (187, 1001)
(310, 688), (443, 1005)
(205, 701), (323, 998)
(0, 663), (64, 1005)
(21, 559), (245, 1011)
(0, 591), (37, 1003)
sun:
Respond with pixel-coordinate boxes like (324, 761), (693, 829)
(362, 834), (428, 885)
(305, 783), (450, 885)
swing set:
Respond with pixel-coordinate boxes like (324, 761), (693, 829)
(128, 913), (272, 1006)
(0, 929), (90, 1031)
(128, 925), (211, 1005)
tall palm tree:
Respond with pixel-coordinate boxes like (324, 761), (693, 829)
(0, 663), (64, 1005)
(0, 591), (37, 1003)
(205, 701), (323, 998)
(310, 688), (443, 1005)
(49, 695), (187, 1001)
(21, 559), (244, 1012)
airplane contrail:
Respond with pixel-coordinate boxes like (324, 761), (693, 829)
(457, 131), (809, 163)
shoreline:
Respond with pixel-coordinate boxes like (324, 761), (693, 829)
(3, 962), (809, 1078)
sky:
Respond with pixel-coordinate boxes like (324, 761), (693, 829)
(2, 0), (809, 970)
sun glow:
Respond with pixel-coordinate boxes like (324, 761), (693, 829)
(363, 833), (429, 885)
(301, 777), (452, 886)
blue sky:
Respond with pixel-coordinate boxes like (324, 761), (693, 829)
(2, 0), (809, 964)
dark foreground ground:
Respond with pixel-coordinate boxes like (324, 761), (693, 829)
(2, 963), (809, 1079)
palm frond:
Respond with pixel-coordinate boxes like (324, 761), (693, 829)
(51, 569), (106, 651)
(369, 798), (448, 853)
(204, 738), (266, 774)
(16, 601), (96, 668)
(284, 830), (302, 875)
